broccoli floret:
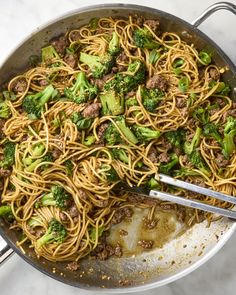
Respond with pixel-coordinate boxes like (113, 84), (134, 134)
(125, 96), (138, 107)
(173, 167), (200, 177)
(203, 122), (223, 145)
(108, 32), (120, 56)
(36, 185), (71, 210)
(83, 135), (96, 146)
(89, 17), (99, 30)
(147, 177), (160, 189)
(2, 90), (16, 101)
(184, 127), (202, 155)
(100, 164), (119, 182)
(111, 148), (129, 164)
(192, 107), (209, 124)
(22, 85), (58, 119)
(133, 125), (161, 142)
(222, 116), (236, 158)
(209, 81), (231, 96)
(64, 72), (98, 104)
(115, 116), (138, 144)
(164, 129), (185, 149)
(79, 52), (114, 79)
(0, 141), (16, 169)
(149, 49), (161, 65)
(41, 45), (60, 64)
(178, 76), (189, 93)
(141, 87), (164, 112)
(159, 154), (179, 175)
(0, 101), (11, 119)
(23, 144), (53, 172)
(104, 117), (138, 145)
(0, 205), (14, 222)
(188, 150), (210, 177)
(104, 60), (146, 94)
(71, 112), (93, 130)
(64, 160), (73, 176)
(28, 216), (43, 228)
(89, 225), (105, 243)
(100, 91), (124, 115)
(36, 218), (67, 248)
(133, 28), (159, 49)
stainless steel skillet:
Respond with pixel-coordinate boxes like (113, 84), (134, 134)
(0, 2), (236, 292)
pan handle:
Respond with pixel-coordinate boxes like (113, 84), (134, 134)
(192, 2), (236, 27)
(0, 236), (14, 265)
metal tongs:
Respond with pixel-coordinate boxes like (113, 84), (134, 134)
(114, 173), (236, 220)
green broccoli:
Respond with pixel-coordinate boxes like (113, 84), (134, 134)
(41, 45), (60, 64)
(23, 144), (53, 172)
(71, 112), (93, 130)
(188, 150), (210, 177)
(222, 116), (236, 158)
(22, 85), (58, 119)
(198, 50), (211, 65)
(28, 216), (43, 228)
(159, 154), (179, 174)
(111, 148), (129, 164)
(100, 164), (119, 182)
(104, 117), (138, 145)
(79, 52), (114, 79)
(64, 72), (98, 104)
(2, 90), (16, 101)
(89, 225), (105, 243)
(0, 205), (14, 222)
(35, 185), (71, 210)
(125, 96), (138, 107)
(36, 218), (67, 248)
(173, 167), (200, 177)
(184, 127), (202, 155)
(203, 122), (223, 145)
(64, 160), (73, 176)
(0, 141), (16, 169)
(149, 49), (161, 65)
(192, 107), (209, 124)
(0, 101), (11, 119)
(104, 60), (146, 95)
(141, 87), (164, 112)
(100, 91), (124, 115)
(133, 28), (159, 49)
(147, 177), (160, 189)
(133, 125), (161, 142)
(164, 129), (185, 149)
(83, 135), (96, 146)
(108, 32), (120, 56)
(178, 76), (189, 93)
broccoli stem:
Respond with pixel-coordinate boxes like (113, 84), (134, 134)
(100, 91), (124, 115)
(115, 118), (138, 145)
(41, 45), (60, 63)
(184, 127), (202, 155)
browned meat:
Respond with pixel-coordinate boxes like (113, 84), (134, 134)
(147, 146), (158, 163)
(117, 51), (129, 64)
(209, 68), (220, 81)
(214, 98), (225, 107)
(97, 122), (109, 142)
(125, 90), (136, 98)
(176, 97), (186, 108)
(137, 239), (153, 249)
(159, 203), (176, 210)
(95, 244), (115, 260)
(69, 31), (81, 41)
(143, 217), (158, 229)
(112, 207), (133, 224)
(59, 212), (68, 221)
(114, 243), (123, 257)
(181, 154), (191, 166)
(93, 73), (114, 89)
(64, 54), (78, 69)
(78, 189), (88, 201)
(119, 229), (128, 236)
(227, 102), (236, 117)
(134, 15), (145, 26)
(146, 74), (168, 91)
(158, 152), (170, 163)
(0, 169), (11, 177)
(0, 119), (5, 138)
(82, 103), (101, 118)
(11, 78), (27, 93)
(144, 19), (160, 35)
(66, 261), (79, 271)
(52, 148), (62, 159)
(128, 194), (158, 206)
(192, 178), (206, 188)
(68, 204), (79, 218)
(174, 147), (182, 157)
(51, 36), (68, 56)
(215, 153), (229, 168)
(38, 79), (48, 87)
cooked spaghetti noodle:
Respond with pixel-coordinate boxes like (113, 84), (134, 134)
(0, 15), (235, 263)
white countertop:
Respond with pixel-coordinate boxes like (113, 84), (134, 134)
(0, 0), (236, 294)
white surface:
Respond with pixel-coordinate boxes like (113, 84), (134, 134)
(0, 0), (236, 294)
